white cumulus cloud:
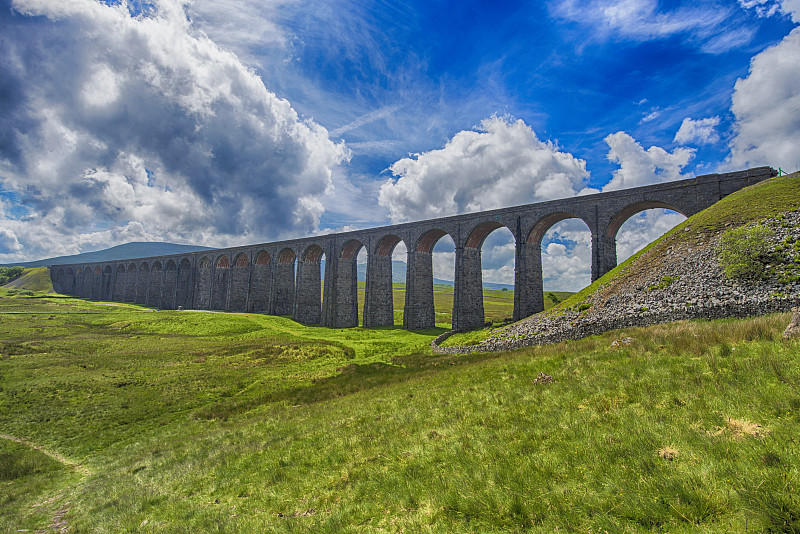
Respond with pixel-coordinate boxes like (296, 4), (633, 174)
(603, 131), (695, 191)
(378, 116), (589, 223)
(0, 0), (347, 261)
(728, 26), (800, 171)
(673, 116), (721, 145)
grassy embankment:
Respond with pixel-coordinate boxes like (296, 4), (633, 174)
(1, 265), (799, 531)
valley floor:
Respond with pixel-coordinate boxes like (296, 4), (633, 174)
(2, 290), (799, 532)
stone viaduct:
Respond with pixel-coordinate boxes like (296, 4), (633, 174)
(50, 167), (775, 331)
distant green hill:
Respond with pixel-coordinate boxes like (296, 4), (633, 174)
(1, 267), (53, 292)
(3, 242), (213, 268)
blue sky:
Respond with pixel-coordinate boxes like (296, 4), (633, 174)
(1, 0), (799, 289)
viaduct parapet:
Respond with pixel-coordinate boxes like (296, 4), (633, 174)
(50, 167), (776, 331)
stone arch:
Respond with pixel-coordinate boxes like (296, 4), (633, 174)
(374, 234), (403, 257)
(124, 263), (137, 302)
(405, 228), (455, 330)
(135, 262), (150, 305)
(454, 221), (516, 331)
(113, 264), (126, 301)
(364, 234), (405, 327)
(301, 244), (324, 263)
(249, 250), (272, 312)
(91, 266), (103, 300)
(526, 212), (587, 245)
(415, 228), (451, 253)
(54, 267), (66, 294)
(522, 211), (592, 317)
(605, 201), (687, 239)
(328, 239), (364, 327)
(464, 221), (509, 250)
(161, 260), (177, 309)
(274, 248), (296, 315)
(211, 254), (230, 310)
(65, 267), (75, 295)
(176, 258), (193, 309)
(148, 261), (163, 307)
(229, 252), (250, 311)
(101, 265), (113, 300)
(340, 239), (363, 259)
(601, 201), (688, 276)
(75, 267), (85, 298)
(194, 256), (212, 309)
(294, 244), (325, 324)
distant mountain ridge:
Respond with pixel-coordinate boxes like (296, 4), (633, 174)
(3, 242), (214, 268)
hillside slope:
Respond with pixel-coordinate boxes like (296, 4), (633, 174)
(442, 172), (800, 352)
(2, 267), (54, 292)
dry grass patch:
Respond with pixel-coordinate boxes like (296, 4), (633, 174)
(658, 447), (679, 461)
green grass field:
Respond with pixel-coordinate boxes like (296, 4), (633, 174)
(2, 286), (799, 532)
(348, 281), (567, 327)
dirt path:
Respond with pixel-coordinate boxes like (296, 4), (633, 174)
(0, 433), (92, 476)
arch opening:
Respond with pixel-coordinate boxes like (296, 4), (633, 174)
(538, 218), (592, 297)
(250, 250), (272, 312)
(176, 258), (193, 309)
(294, 244), (325, 325)
(161, 260), (178, 310)
(148, 261), (163, 308)
(274, 248), (296, 315)
(229, 252), (250, 311)
(124, 263), (137, 302)
(405, 229), (454, 330)
(211, 255), (230, 310)
(614, 207), (687, 264)
(135, 263), (150, 305)
(364, 234), (406, 327)
(466, 224), (515, 328)
(194, 256), (212, 310)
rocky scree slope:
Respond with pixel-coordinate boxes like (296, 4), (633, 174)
(435, 172), (800, 353)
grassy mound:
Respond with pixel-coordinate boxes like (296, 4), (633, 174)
(2, 267), (54, 293)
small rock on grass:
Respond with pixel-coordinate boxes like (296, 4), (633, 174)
(783, 307), (800, 339)
(532, 372), (554, 385)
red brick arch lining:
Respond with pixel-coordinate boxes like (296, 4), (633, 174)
(302, 244), (324, 263)
(375, 234), (403, 256)
(341, 239), (364, 260)
(416, 229), (450, 253)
